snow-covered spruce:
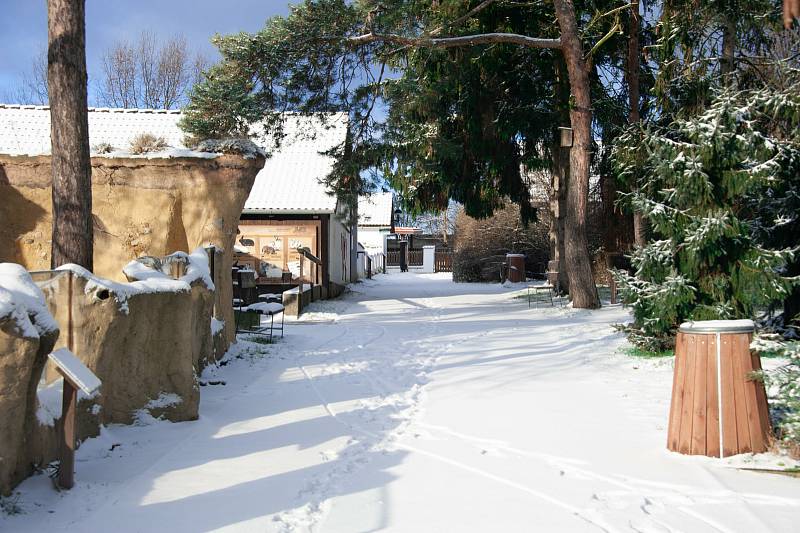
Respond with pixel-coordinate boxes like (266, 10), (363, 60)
(611, 79), (800, 350)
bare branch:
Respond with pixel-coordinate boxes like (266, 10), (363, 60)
(345, 32), (561, 50)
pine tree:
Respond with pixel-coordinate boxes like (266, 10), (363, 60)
(612, 78), (800, 350)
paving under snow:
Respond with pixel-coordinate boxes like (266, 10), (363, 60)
(2, 273), (798, 532)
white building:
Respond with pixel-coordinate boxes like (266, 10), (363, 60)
(357, 192), (394, 254)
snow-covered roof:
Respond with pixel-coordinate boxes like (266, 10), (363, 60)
(0, 104), (186, 156)
(244, 113), (348, 214)
(358, 192), (394, 227)
(0, 104), (349, 214)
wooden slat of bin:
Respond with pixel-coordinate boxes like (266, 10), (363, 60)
(705, 334), (720, 458)
(678, 335), (697, 454)
(730, 335), (753, 453)
(751, 351), (772, 443)
(667, 332), (688, 451)
(691, 336), (708, 455)
(737, 334), (766, 453)
(720, 336), (739, 457)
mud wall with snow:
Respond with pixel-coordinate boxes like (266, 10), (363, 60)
(0, 264), (59, 495)
(0, 152), (264, 353)
(38, 251), (216, 425)
(1, 250), (219, 495)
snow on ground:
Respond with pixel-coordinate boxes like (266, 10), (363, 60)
(2, 273), (799, 532)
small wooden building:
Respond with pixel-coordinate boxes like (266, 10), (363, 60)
(234, 113), (354, 299)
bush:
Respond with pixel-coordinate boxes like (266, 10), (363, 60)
(753, 335), (800, 456)
(130, 133), (169, 154)
(452, 203), (550, 283)
(92, 142), (114, 154)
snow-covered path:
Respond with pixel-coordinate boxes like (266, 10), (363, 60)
(3, 273), (799, 532)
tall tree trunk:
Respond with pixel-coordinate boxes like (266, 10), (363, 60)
(549, 139), (570, 294)
(553, 0), (600, 309)
(48, 0), (92, 270)
(721, 17), (736, 77)
(550, 57), (571, 295)
(628, 0), (646, 248)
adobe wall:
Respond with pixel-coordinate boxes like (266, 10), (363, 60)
(0, 309), (58, 496)
(0, 264), (59, 495)
(0, 152), (264, 354)
(38, 267), (211, 425)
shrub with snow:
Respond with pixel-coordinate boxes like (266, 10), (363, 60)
(92, 142), (114, 154)
(753, 335), (800, 455)
(129, 133), (169, 154)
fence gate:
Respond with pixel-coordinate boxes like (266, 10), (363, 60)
(435, 251), (453, 272)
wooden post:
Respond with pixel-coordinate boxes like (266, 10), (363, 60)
(48, 271), (103, 491)
(610, 276), (617, 304)
(60, 270), (75, 489)
(58, 373), (77, 489)
(298, 254), (304, 315)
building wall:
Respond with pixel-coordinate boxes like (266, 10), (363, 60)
(358, 226), (390, 253)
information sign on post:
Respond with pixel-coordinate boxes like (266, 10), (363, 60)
(47, 348), (101, 489)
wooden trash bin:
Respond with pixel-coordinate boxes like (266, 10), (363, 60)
(667, 320), (771, 458)
(506, 254), (525, 283)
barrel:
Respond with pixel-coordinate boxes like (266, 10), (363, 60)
(506, 254), (525, 283)
(667, 320), (771, 457)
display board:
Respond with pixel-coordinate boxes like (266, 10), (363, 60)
(237, 221), (320, 283)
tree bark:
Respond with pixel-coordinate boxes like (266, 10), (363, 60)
(721, 17), (736, 77)
(549, 140), (570, 294)
(48, 0), (93, 270)
(627, 0), (646, 248)
(552, 0), (600, 309)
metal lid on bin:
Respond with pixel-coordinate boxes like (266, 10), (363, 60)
(678, 319), (755, 334)
(506, 253), (525, 258)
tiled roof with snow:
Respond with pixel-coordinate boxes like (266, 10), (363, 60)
(244, 113), (348, 214)
(357, 192), (394, 227)
(0, 105), (348, 214)
(0, 104), (185, 156)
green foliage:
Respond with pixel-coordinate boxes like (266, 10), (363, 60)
(612, 78), (800, 349)
(621, 345), (674, 358)
(180, 0), (628, 223)
(650, 0), (781, 117)
(753, 335), (800, 451)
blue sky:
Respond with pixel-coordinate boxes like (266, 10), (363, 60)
(0, 0), (293, 103)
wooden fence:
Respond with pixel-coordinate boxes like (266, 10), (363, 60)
(369, 252), (385, 275)
(408, 250), (423, 266)
(387, 250), (400, 266)
(435, 252), (453, 272)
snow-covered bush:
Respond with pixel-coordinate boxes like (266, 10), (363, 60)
(92, 142), (114, 154)
(752, 335), (800, 454)
(129, 133), (168, 154)
(612, 77), (800, 350)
